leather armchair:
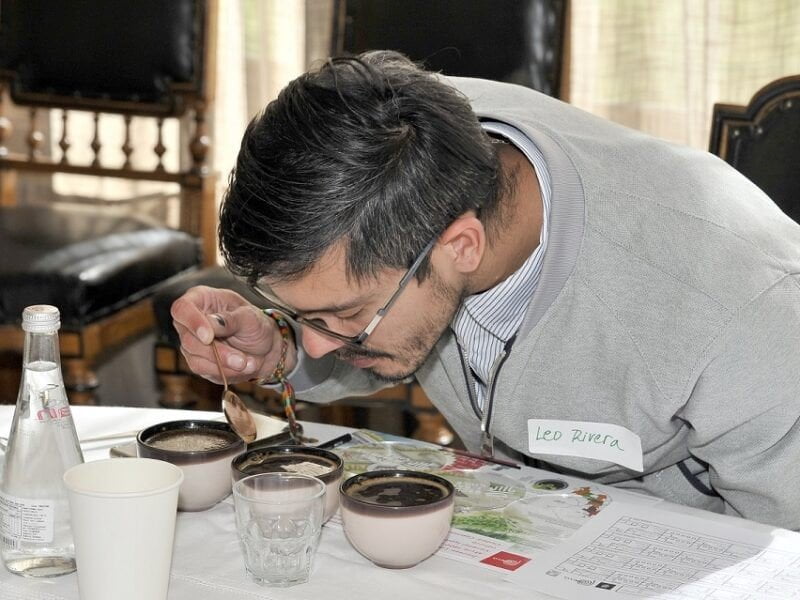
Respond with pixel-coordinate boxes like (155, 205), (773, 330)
(709, 74), (800, 224)
(333, 0), (569, 98)
(0, 0), (216, 403)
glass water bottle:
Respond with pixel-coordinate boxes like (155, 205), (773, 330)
(0, 305), (84, 577)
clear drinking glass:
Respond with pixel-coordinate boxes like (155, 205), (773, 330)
(232, 473), (325, 587)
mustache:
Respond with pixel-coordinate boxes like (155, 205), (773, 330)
(335, 347), (393, 361)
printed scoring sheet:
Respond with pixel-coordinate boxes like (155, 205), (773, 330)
(512, 501), (800, 599)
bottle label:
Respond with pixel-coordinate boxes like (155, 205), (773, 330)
(0, 492), (55, 548)
(35, 405), (72, 422)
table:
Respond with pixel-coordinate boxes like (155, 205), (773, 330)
(0, 406), (796, 600)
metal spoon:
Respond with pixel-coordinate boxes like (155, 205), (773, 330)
(211, 341), (257, 444)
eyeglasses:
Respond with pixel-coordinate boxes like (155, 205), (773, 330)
(249, 238), (437, 349)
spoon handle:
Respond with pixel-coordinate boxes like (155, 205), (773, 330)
(210, 341), (229, 390)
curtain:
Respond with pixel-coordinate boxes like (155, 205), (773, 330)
(569, 0), (800, 148)
(214, 0), (335, 240)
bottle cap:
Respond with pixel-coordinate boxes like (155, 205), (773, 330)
(22, 305), (61, 333)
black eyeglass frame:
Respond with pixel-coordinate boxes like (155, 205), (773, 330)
(248, 238), (438, 349)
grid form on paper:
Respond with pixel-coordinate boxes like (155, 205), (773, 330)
(549, 515), (800, 599)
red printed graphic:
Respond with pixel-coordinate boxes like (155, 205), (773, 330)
(36, 407), (72, 422)
(441, 454), (488, 471)
(480, 551), (531, 571)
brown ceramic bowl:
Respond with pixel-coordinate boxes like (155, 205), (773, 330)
(231, 445), (344, 522)
(339, 470), (455, 569)
(137, 420), (244, 511)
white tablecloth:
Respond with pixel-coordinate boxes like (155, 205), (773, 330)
(0, 406), (566, 600)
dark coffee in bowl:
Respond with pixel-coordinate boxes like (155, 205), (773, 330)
(145, 429), (235, 452)
(237, 453), (335, 477)
(346, 475), (449, 507)
(231, 446), (345, 522)
(339, 470), (455, 569)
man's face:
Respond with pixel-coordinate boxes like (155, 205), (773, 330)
(266, 244), (464, 382)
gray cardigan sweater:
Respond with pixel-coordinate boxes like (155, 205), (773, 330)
(291, 77), (800, 529)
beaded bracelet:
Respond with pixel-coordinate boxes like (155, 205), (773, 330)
(260, 309), (301, 439)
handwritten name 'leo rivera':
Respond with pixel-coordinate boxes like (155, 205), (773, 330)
(534, 426), (625, 451)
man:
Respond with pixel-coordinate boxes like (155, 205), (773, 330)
(172, 51), (800, 529)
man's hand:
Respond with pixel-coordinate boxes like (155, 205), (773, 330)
(171, 286), (297, 385)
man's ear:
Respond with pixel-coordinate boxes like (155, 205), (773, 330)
(438, 212), (485, 275)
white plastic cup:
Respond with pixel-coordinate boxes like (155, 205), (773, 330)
(63, 458), (184, 600)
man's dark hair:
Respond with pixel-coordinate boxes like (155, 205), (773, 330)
(220, 50), (505, 285)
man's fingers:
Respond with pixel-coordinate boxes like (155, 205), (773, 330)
(175, 322), (255, 373)
(171, 296), (216, 345)
(179, 345), (257, 384)
(170, 286), (278, 385)
(171, 286), (251, 345)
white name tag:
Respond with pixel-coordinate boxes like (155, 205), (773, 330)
(527, 419), (643, 472)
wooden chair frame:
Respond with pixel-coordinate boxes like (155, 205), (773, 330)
(0, 0), (218, 403)
(709, 74), (800, 161)
(331, 0), (571, 100)
(709, 74), (800, 227)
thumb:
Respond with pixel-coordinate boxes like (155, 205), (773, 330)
(207, 312), (236, 339)
(208, 306), (275, 353)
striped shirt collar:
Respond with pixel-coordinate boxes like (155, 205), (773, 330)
(451, 121), (551, 395)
